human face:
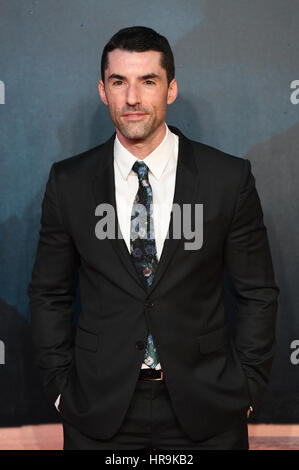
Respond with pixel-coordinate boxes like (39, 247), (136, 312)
(98, 49), (177, 143)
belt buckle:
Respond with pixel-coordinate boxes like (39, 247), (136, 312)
(150, 370), (164, 381)
(140, 369), (164, 381)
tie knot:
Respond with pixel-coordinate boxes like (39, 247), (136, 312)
(132, 161), (149, 181)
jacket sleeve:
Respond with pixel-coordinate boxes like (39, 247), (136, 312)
(28, 163), (79, 405)
(224, 158), (279, 411)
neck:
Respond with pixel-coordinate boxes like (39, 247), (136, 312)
(116, 122), (167, 159)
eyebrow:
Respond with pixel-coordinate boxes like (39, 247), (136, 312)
(108, 73), (161, 81)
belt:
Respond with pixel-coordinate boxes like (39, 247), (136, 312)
(139, 368), (164, 381)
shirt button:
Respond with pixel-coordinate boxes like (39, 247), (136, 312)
(135, 341), (145, 350)
(145, 301), (154, 308)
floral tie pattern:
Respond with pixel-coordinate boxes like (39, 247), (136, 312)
(130, 161), (160, 368)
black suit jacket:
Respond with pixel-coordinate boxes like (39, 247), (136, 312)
(28, 126), (279, 441)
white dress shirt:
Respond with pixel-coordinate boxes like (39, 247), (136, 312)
(114, 123), (179, 261)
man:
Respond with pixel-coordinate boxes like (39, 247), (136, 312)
(28, 26), (279, 450)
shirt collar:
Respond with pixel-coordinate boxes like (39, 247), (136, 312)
(114, 123), (175, 181)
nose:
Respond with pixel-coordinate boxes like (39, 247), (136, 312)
(126, 84), (140, 106)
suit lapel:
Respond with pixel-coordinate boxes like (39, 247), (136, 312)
(92, 134), (147, 291)
(92, 127), (200, 295)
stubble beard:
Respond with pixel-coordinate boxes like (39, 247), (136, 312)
(114, 112), (157, 141)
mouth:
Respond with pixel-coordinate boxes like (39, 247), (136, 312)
(122, 113), (147, 121)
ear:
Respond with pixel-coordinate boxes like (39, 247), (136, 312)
(98, 80), (108, 106)
(167, 78), (178, 105)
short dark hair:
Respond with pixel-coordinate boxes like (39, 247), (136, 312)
(101, 26), (175, 85)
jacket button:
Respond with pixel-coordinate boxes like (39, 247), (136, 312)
(145, 302), (154, 308)
(135, 341), (145, 350)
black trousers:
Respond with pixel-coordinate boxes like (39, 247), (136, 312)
(63, 379), (249, 450)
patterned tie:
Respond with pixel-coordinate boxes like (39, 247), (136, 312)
(130, 161), (160, 368)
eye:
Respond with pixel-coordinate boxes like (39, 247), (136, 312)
(145, 80), (155, 85)
(112, 80), (123, 86)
